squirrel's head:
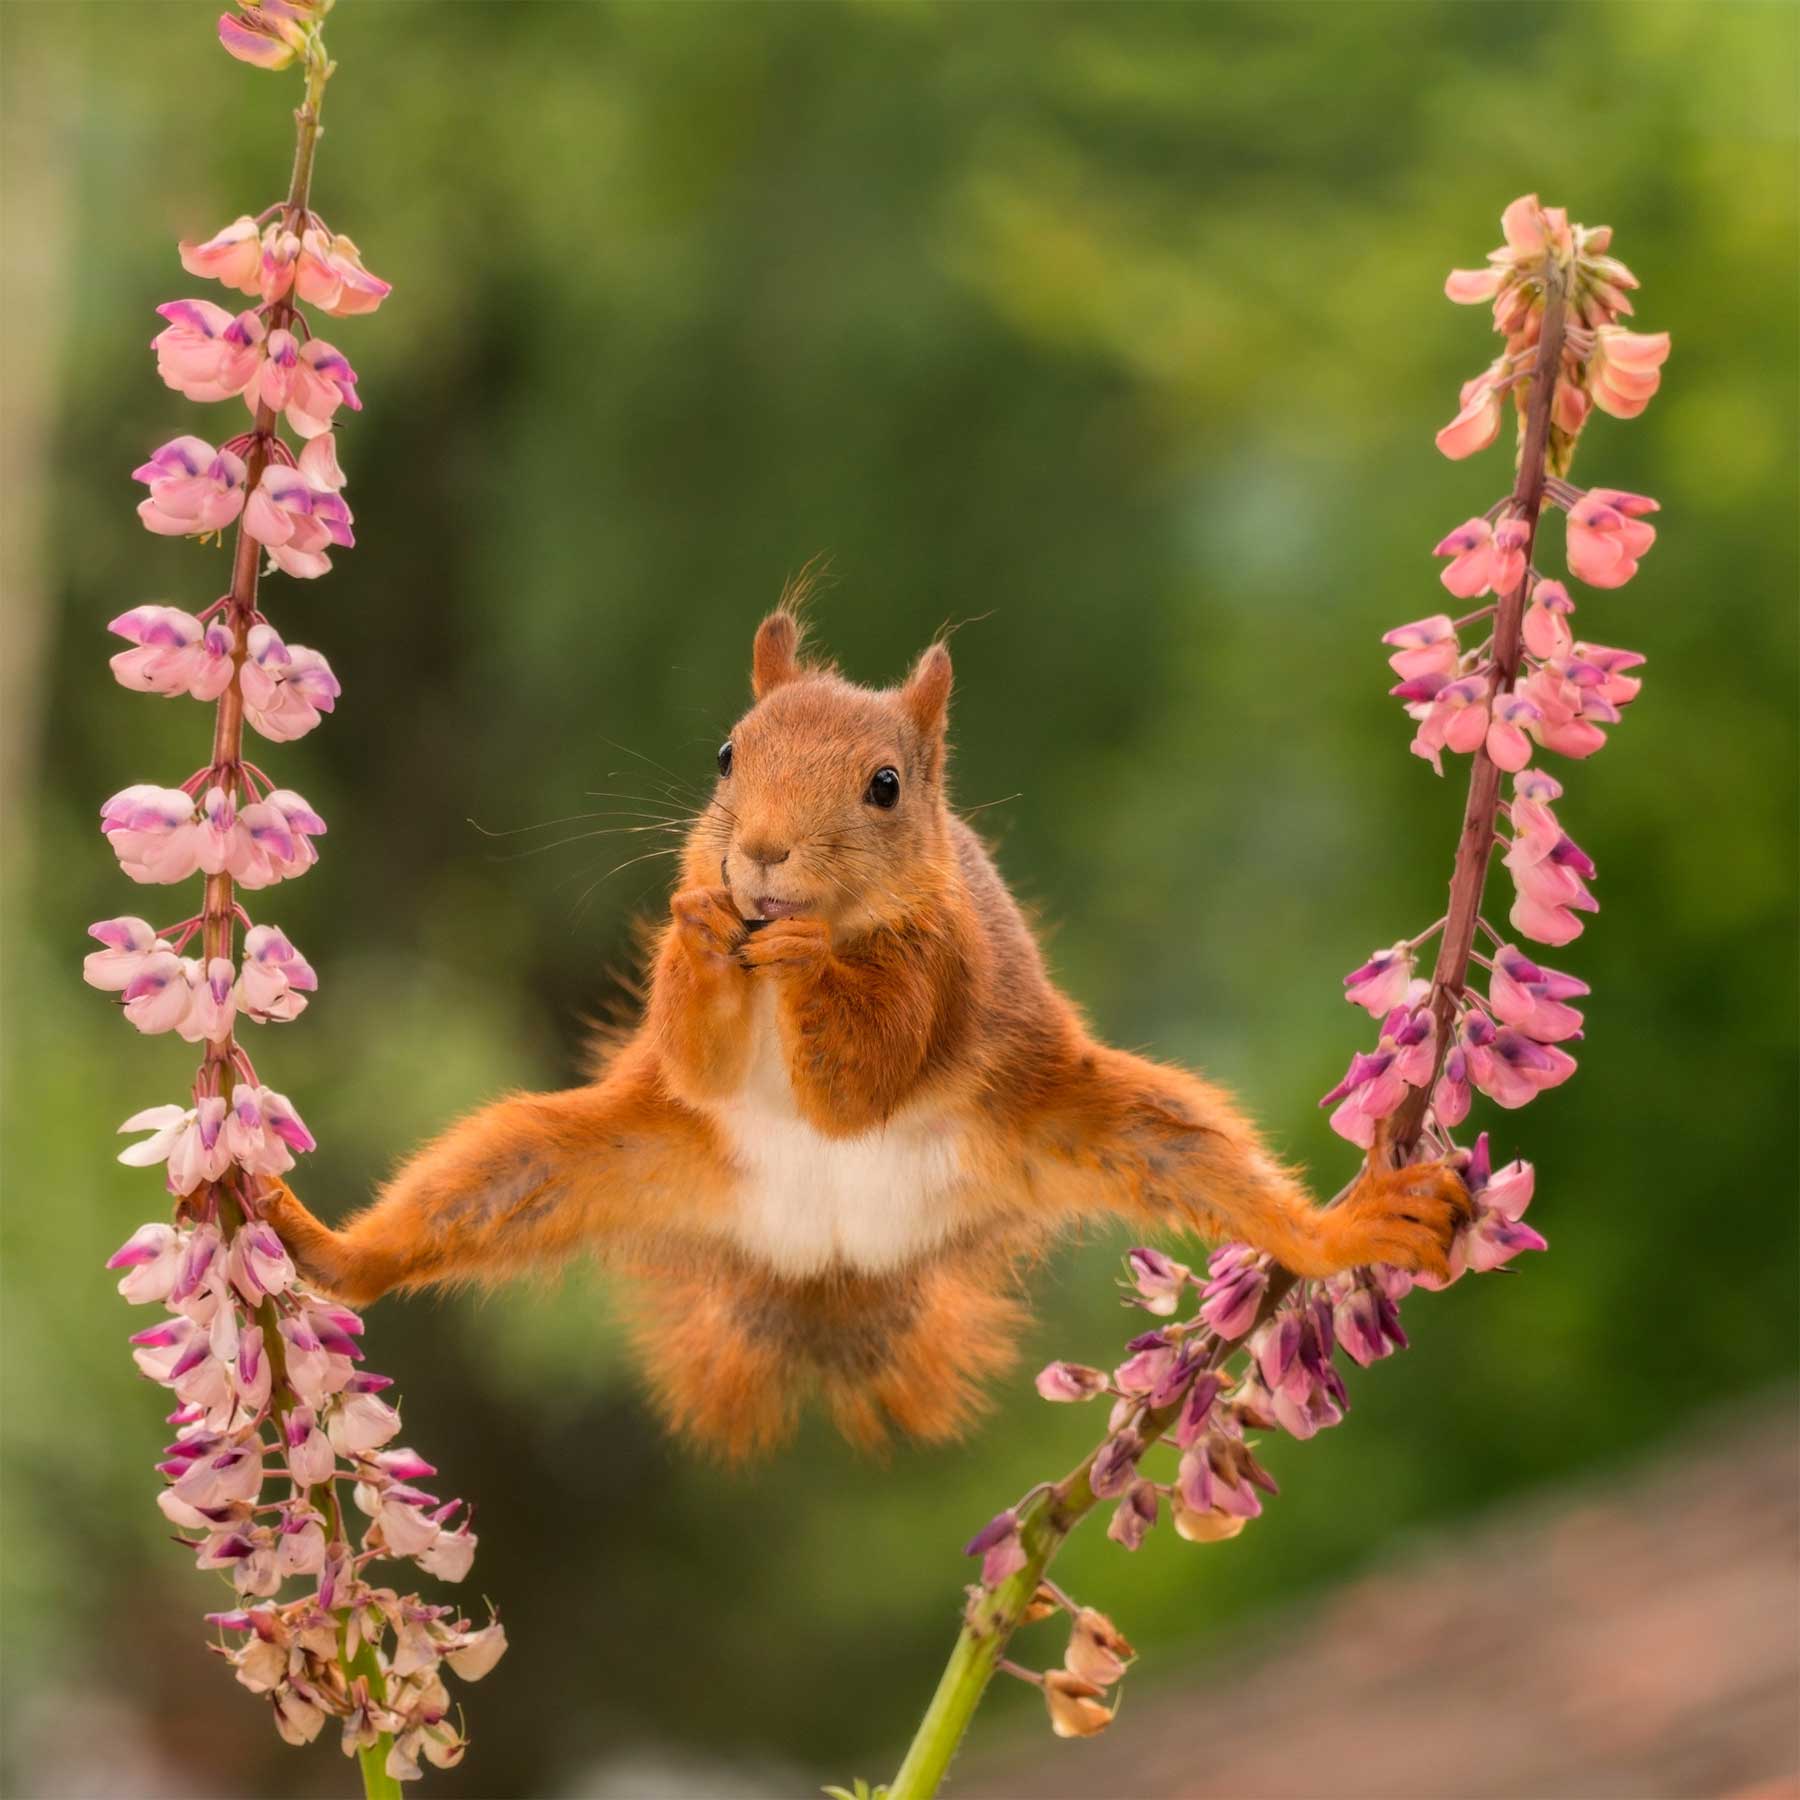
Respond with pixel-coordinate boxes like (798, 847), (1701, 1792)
(694, 609), (955, 932)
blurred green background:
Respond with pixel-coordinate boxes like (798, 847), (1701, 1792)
(2, 3), (1795, 1796)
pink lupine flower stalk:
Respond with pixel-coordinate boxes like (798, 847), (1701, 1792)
(878, 196), (1662, 1800)
(96, 8), (499, 1794)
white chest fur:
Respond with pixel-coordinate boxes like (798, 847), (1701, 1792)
(704, 987), (965, 1278)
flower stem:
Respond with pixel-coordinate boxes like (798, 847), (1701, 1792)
(1385, 255), (1569, 1159)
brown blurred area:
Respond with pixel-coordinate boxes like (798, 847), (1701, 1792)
(966, 1393), (1800, 1800)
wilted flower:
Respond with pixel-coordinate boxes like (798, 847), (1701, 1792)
(1198, 1243), (1269, 1338)
(1043, 1670), (1113, 1739)
(1035, 1361), (1108, 1403)
(1122, 1246), (1190, 1315)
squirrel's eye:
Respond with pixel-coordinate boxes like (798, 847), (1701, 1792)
(865, 766), (901, 809)
(717, 742), (734, 777)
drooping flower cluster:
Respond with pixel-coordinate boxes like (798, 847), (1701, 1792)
(97, 4), (501, 1781)
(953, 195), (1660, 1750)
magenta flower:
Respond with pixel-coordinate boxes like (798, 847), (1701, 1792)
(216, 0), (322, 71)
(1401, 673), (1490, 775)
(1198, 1244), (1269, 1338)
(964, 1510), (1028, 1588)
(1458, 1014), (1577, 1110)
(1565, 488), (1658, 589)
(108, 605), (236, 703)
(240, 624), (341, 741)
(133, 436), (248, 538)
(1122, 1247), (1191, 1316)
(1432, 1042), (1472, 1127)
(243, 443), (354, 579)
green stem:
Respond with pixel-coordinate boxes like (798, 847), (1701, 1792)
(344, 1624), (405, 1800)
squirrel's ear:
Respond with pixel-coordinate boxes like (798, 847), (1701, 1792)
(902, 642), (953, 740)
(751, 612), (801, 699)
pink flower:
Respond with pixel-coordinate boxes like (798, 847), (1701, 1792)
(1433, 518), (1503, 598)
(244, 330), (361, 438)
(233, 787), (327, 888)
(240, 624), (340, 742)
(100, 785), (205, 884)
(1432, 1044), (1471, 1128)
(178, 216), (264, 295)
(1321, 1004), (1435, 1146)
(294, 227), (391, 317)
(1198, 1244), (1269, 1338)
(1489, 516), (1530, 595)
(1521, 579), (1576, 661)
(1435, 378), (1502, 460)
(1589, 327), (1670, 420)
(1122, 1246), (1190, 1315)
(238, 924), (318, 1021)
(153, 300), (265, 402)
(217, 0), (318, 70)
(107, 1222), (185, 1305)
(1571, 641), (1646, 709)
(117, 1098), (231, 1195)
(1382, 614), (1461, 684)
(1565, 488), (1658, 589)
(133, 436), (248, 538)
(1342, 941), (1417, 1016)
(1444, 266), (1503, 304)
(120, 952), (238, 1043)
(1505, 781), (1599, 947)
(244, 439), (354, 579)
(224, 1082), (316, 1176)
(1459, 1014), (1577, 1110)
(1401, 673), (1490, 775)
(108, 606), (236, 703)
(963, 1510), (1028, 1588)
(1035, 1361), (1109, 1403)
(1488, 944), (1587, 1042)
(1331, 1278), (1408, 1367)
(1113, 1332), (1176, 1396)
(1485, 693), (1539, 772)
(1416, 1135), (1547, 1288)
(227, 1222), (297, 1304)
(84, 916), (170, 991)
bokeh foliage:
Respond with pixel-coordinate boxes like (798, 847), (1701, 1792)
(2, 3), (1794, 1794)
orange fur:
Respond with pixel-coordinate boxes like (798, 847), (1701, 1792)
(264, 609), (1468, 1457)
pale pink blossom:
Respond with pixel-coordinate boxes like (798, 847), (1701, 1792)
(1432, 1043), (1471, 1127)
(120, 951), (238, 1043)
(1343, 941), (1416, 1015)
(240, 624), (341, 741)
(118, 1098), (231, 1195)
(217, 0), (318, 70)
(1589, 327), (1670, 420)
(133, 436), (247, 538)
(107, 1222), (185, 1305)
(233, 787), (327, 887)
(224, 1082), (316, 1176)
(1435, 379), (1502, 460)
(1400, 673), (1490, 775)
(108, 605), (236, 702)
(1488, 944), (1587, 1042)
(101, 785), (205, 884)
(244, 330), (361, 438)
(1521, 579), (1576, 661)
(1444, 266), (1503, 304)
(1565, 488), (1658, 589)
(1416, 1135), (1547, 1287)
(1459, 1014), (1577, 1109)
(1485, 693), (1539, 772)
(283, 1407), (338, 1487)
(1035, 1361), (1109, 1403)
(244, 446), (354, 579)
(178, 216), (264, 295)
(228, 1221), (297, 1304)
(1197, 1244), (1269, 1338)
(1382, 613), (1461, 683)
(1433, 518), (1504, 598)
(238, 923), (318, 1021)
(293, 226), (391, 317)
(84, 916), (171, 991)
(152, 300), (265, 402)
(1122, 1246), (1191, 1316)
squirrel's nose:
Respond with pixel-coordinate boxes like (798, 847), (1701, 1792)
(740, 840), (791, 869)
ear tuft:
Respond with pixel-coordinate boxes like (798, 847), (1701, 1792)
(752, 612), (802, 699)
(903, 642), (953, 738)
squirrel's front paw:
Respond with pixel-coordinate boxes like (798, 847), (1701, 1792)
(1323, 1158), (1472, 1280)
(671, 886), (748, 965)
(738, 917), (831, 975)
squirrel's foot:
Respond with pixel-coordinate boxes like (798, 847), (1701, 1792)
(671, 886), (748, 967)
(1317, 1158), (1472, 1280)
(737, 917), (831, 975)
(257, 1178), (371, 1305)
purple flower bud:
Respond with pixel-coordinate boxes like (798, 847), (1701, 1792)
(1089, 1433), (1141, 1500)
(1105, 1480), (1159, 1552)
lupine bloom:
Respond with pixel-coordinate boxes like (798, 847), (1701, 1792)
(1197, 1243), (1269, 1338)
(120, 951), (238, 1043)
(1401, 673), (1490, 775)
(217, 0), (327, 71)
(117, 1098), (231, 1195)
(240, 624), (341, 741)
(1434, 517), (1505, 597)
(1564, 488), (1658, 589)
(1342, 941), (1416, 1015)
(84, 916), (172, 991)
(1319, 1003), (1434, 1145)
(963, 1510), (1028, 1588)
(1489, 944), (1588, 1041)
(243, 329), (361, 437)
(1122, 1246), (1191, 1315)
(1589, 327), (1671, 419)
(1415, 1134), (1547, 1288)
(1382, 613), (1461, 684)
(1458, 1014), (1577, 1109)
(294, 226), (391, 317)
(133, 437), (248, 538)
(108, 606), (236, 702)
(152, 300), (265, 403)
(1522, 579), (1576, 660)
(1435, 373), (1502, 460)
(178, 215), (264, 294)
(99, 783), (325, 888)
(238, 923), (317, 1021)
(243, 439), (354, 579)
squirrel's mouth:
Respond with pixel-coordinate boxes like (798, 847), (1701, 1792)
(752, 895), (813, 921)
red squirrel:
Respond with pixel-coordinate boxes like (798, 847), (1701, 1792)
(265, 607), (1468, 1456)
